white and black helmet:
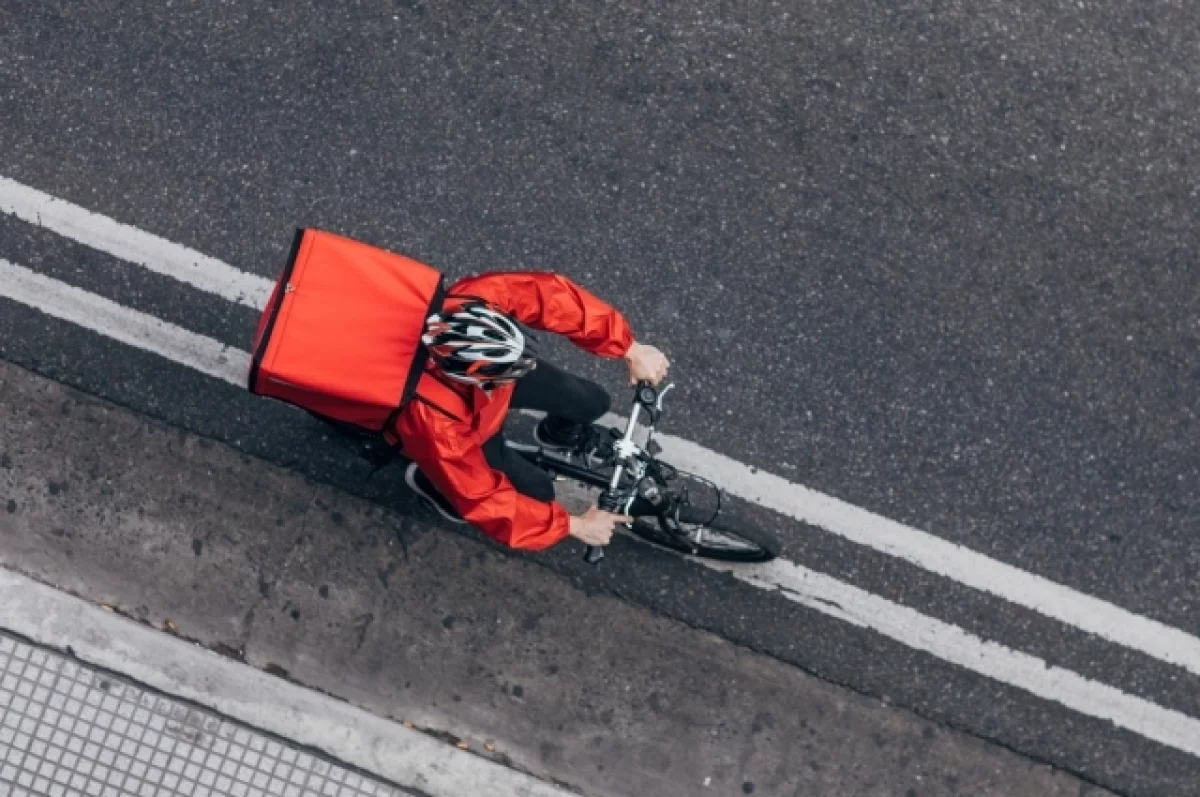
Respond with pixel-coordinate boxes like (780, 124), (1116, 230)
(422, 301), (538, 385)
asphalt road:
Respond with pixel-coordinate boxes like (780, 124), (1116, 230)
(2, 1), (1199, 794)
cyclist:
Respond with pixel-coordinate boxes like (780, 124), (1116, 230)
(390, 271), (670, 553)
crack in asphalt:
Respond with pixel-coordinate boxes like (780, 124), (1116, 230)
(235, 482), (322, 650)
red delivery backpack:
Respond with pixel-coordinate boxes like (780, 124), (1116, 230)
(248, 228), (445, 433)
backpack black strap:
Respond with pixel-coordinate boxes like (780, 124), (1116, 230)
(382, 276), (447, 435)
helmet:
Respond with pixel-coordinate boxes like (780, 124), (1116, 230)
(422, 301), (537, 385)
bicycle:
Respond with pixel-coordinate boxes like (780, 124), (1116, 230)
(506, 381), (782, 564)
(314, 381), (782, 565)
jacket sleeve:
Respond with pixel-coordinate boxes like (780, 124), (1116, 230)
(448, 272), (634, 358)
(395, 402), (571, 551)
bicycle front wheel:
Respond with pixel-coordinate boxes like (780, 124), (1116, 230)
(631, 513), (781, 563)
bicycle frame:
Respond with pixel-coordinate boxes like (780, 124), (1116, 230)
(311, 376), (772, 562)
(505, 442), (614, 491)
(510, 381), (674, 564)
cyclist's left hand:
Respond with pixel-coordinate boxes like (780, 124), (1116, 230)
(625, 342), (670, 385)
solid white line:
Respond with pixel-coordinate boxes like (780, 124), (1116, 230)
(5, 174), (1200, 738)
(0, 568), (574, 797)
(652, 433), (1200, 679)
(10, 176), (1197, 682)
(703, 557), (1200, 758)
(4, 254), (1200, 760)
(0, 176), (274, 309)
(0, 258), (248, 387)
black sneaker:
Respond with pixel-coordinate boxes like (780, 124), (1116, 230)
(535, 419), (618, 470)
(533, 418), (584, 451)
(404, 463), (467, 525)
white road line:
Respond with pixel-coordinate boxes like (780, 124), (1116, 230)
(4, 176), (1200, 743)
(706, 557), (1200, 759)
(0, 176), (274, 309)
(0, 258), (249, 386)
(6, 173), (1200, 676)
(3, 263), (1200, 760)
(652, 434), (1200, 679)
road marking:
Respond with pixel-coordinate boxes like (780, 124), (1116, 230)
(2, 275), (1199, 758)
(706, 557), (1200, 758)
(0, 176), (274, 308)
(0, 258), (249, 386)
(4, 176), (1200, 757)
(651, 434), (1200, 679)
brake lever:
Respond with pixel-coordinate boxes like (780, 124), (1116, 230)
(585, 489), (628, 565)
(655, 383), (675, 412)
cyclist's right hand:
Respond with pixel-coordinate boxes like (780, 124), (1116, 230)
(624, 341), (670, 386)
(568, 506), (632, 546)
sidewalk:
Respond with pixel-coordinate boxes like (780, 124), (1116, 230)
(0, 568), (573, 797)
(1, 632), (398, 797)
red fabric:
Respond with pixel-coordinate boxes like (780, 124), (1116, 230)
(391, 272), (634, 550)
(250, 229), (442, 429)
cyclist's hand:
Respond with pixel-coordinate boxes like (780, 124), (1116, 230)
(624, 341), (670, 385)
(568, 506), (632, 547)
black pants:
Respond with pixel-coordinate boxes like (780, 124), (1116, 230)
(481, 361), (610, 503)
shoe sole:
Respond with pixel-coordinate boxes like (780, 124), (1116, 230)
(404, 464), (468, 525)
(531, 423), (574, 452)
(534, 424), (617, 473)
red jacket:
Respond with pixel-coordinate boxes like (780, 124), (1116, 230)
(389, 272), (634, 550)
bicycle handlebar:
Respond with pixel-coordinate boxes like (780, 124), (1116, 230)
(583, 380), (663, 565)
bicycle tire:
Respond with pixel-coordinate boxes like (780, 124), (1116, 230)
(631, 514), (781, 563)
